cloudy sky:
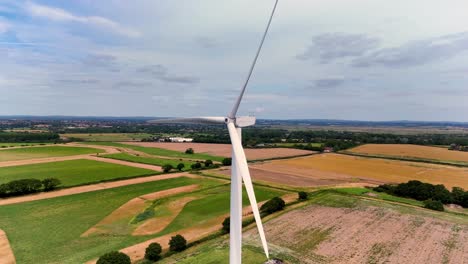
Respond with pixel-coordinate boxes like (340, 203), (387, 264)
(1, 0), (468, 121)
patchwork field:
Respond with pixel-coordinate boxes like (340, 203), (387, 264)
(0, 176), (285, 264)
(102, 153), (195, 171)
(0, 159), (156, 186)
(61, 133), (152, 142)
(346, 144), (468, 165)
(230, 154), (468, 189)
(0, 145), (103, 162)
(163, 191), (468, 264)
(125, 142), (315, 160)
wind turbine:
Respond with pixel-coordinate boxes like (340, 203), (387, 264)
(150, 1), (279, 263)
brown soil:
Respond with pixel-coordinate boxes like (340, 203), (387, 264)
(245, 205), (468, 264)
(82, 185), (199, 237)
(0, 229), (15, 264)
(124, 142), (315, 160)
(0, 173), (199, 206)
(132, 196), (198, 236)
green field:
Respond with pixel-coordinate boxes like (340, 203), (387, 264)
(275, 142), (323, 148)
(0, 177), (220, 264)
(0, 177), (284, 264)
(82, 142), (225, 162)
(0, 146), (103, 162)
(102, 153), (195, 171)
(61, 133), (152, 142)
(0, 159), (156, 186)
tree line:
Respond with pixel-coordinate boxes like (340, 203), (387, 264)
(0, 178), (61, 197)
(0, 132), (61, 143)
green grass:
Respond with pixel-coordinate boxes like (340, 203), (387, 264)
(81, 142), (225, 162)
(61, 133), (152, 141)
(333, 187), (424, 207)
(0, 177), (221, 264)
(0, 142), (49, 148)
(102, 153), (195, 171)
(0, 145), (103, 162)
(0, 159), (157, 186)
(159, 185), (286, 235)
(275, 142), (323, 148)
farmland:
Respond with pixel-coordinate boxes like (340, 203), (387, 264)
(0, 145), (103, 162)
(102, 153), (195, 171)
(0, 159), (156, 186)
(125, 142), (315, 160)
(61, 133), (152, 142)
(0, 176), (285, 264)
(346, 144), (468, 165)
(162, 191), (468, 264)
(232, 154), (468, 189)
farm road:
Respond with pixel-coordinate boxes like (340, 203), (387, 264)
(0, 173), (201, 206)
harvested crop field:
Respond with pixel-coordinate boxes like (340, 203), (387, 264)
(234, 154), (468, 189)
(125, 142), (315, 160)
(245, 203), (468, 264)
(347, 144), (468, 164)
(0, 145), (103, 162)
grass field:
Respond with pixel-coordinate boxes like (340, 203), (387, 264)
(266, 154), (468, 189)
(0, 159), (156, 186)
(61, 133), (152, 142)
(0, 177), (285, 264)
(346, 144), (468, 165)
(0, 177), (218, 264)
(0, 146), (103, 162)
(274, 142), (322, 148)
(81, 142), (224, 162)
(102, 153), (195, 171)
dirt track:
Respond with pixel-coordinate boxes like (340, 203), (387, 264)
(0, 173), (199, 206)
(124, 142), (315, 160)
(0, 229), (15, 264)
(246, 205), (468, 264)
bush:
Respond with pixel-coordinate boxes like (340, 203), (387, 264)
(190, 162), (202, 170)
(96, 251), (131, 264)
(145, 242), (162, 261)
(169, 234), (187, 252)
(222, 217), (230, 233)
(260, 197), (285, 215)
(423, 199), (444, 211)
(42, 178), (61, 191)
(298, 191), (308, 200)
(2, 179), (43, 197)
(185, 148), (194, 154)
(222, 158), (232, 166)
(177, 163), (185, 171)
(204, 159), (213, 167)
(162, 164), (174, 173)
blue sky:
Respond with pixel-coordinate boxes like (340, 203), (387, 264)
(1, 0), (468, 121)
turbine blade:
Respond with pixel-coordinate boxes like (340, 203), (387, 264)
(227, 122), (269, 259)
(229, 0), (279, 118)
(148, 116), (225, 125)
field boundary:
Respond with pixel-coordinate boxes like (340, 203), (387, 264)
(248, 152), (320, 163)
(339, 151), (468, 168)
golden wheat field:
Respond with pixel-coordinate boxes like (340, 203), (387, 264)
(264, 154), (468, 189)
(347, 144), (468, 163)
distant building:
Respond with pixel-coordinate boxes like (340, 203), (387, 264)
(323, 147), (334, 153)
(169, 137), (193, 143)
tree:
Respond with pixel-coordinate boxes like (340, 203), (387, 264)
(96, 251), (131, 264)
(162, 164), (174, 173)
(222, 158), (232, 166)
(222, 217), (230, 233)
(145, 242), (162, 261)
(185, 148), (194, 154)
(191, 162), (202, 170)
(169, 234), (187, 252)
(298, 191), (308, 201)
(423, 199), (444, 211)
(260, 197), (285, 215)
(42, 178), (61, 191)
(177, 163), (185, 171)
(204, 159), (213, 167)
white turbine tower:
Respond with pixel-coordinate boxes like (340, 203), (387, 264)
(150, 1), (279, 263)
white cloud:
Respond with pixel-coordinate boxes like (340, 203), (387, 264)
(24, 1), (141, 38)
(0, 21), (9, 34)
